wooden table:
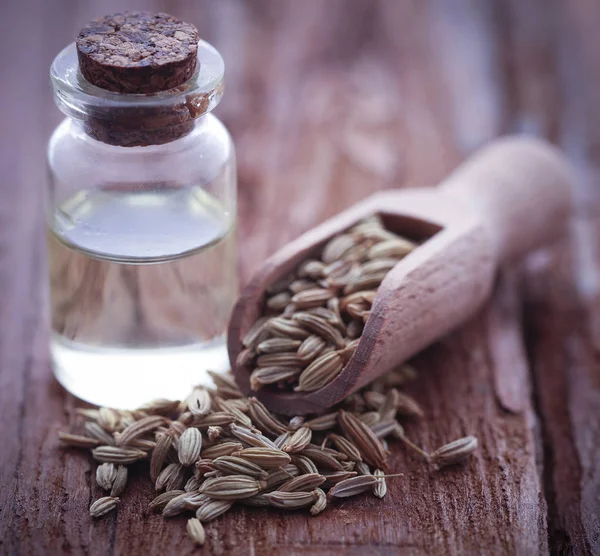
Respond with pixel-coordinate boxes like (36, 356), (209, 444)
(1, 1), (598, 554)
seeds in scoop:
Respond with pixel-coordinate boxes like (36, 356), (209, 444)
(242, 317), (269, 348)
(178, 428), (202, 466)
(282, 427), (312, 453)
(324, 261), (355, 283)
(338, 411), (387, 469)
(430, 436), (478, 467)
(236, 348), (255, 367)
(289, 279), (319, 294)
(58, 432), (101, 448)
(292, 313), (345, 348)
(295, 352), (344, 392)
(256, 352), (304, 368)
(250, 367), (302, 390)
(346, 320), (363, 339)
(187, 518), (206, 546)
(267, 317), (312, 340)
(305, 307), (345, 331)
(297, 335), (327, 363)
(196, 499), (234, 521)
(322, 234), (356, 263)
(360, 258), (399, 275)
(373, 469), (387, 498)
(291, 288), (335, 309)
(200, 476), (265, 500)
(89, 496), (119, 518)
(367, 238), (415, 259)
(266, 292), (292, 311)
(243, 217), (420, 392)
(268, 274), (295, 295)
(343, 273), (387, 295)
(298, 259), (326, 279)
(111, 465), (128, 497)
(326, 295), (341, 319)
(340, 290), (376, 311)
(92, 446), (147, 465)
(257, 338), (301, 354)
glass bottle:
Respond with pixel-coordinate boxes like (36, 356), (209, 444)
(47, 39), (237, 408)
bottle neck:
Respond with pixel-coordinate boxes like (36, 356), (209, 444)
(51, 40), (225, 147)
(81, 106), (199, 147)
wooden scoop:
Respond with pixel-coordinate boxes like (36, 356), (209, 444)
(228, 136), (573, 415)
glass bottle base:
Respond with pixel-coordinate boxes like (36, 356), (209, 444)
(51, 333), (230, 409)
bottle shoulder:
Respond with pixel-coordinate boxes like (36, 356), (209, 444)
(47, 115), (235, 187)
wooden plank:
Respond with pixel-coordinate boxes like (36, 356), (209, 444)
(511, 0), (600, 553)
(0, 0), (596, 554)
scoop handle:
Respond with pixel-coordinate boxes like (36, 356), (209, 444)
(440, 136), (573, 262)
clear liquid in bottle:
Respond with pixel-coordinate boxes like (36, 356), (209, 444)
(48, 182), (237, 408)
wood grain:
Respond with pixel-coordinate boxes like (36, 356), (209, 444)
(0, 0), (598, 554)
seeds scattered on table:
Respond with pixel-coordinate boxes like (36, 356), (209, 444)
(429, 436), (478, 468)
(186, 517), (206, 546)
(59, 367), (477, 549)
(89, 496), (119, 517)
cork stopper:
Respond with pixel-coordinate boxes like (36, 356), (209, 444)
(76, 12), (199, 94)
